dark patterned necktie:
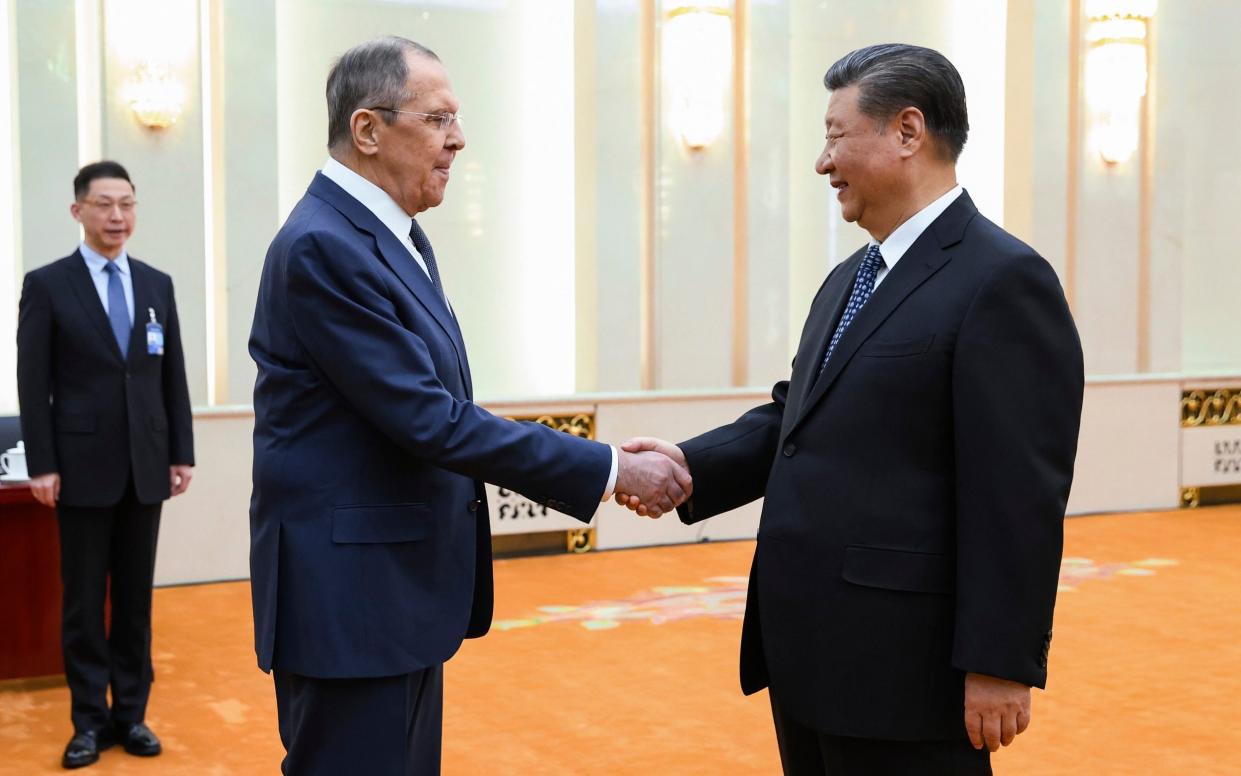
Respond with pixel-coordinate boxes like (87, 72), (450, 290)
(103, 261), (131, 357)
(819, 244), (885, 375)
(409, 219), (446, 304)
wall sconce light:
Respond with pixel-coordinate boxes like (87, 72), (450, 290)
(663, 2), (732, 151)
(1085, 0), (1156, 165)
(122, 62), (186, 129)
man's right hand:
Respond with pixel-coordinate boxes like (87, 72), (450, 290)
(614, 448), (692, 518)
(30, 472), (60, 508)
(614, 438), (690, 517)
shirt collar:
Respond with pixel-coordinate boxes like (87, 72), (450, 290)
(871, 185), (963, 269)
(79, 242), (130, 275)
(321, 157), (416, 244)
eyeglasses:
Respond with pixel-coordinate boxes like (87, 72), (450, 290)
(369, 107), (463, 132)
(80, 198), (137, 213)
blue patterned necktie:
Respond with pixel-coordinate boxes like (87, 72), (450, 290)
(103, 261), (131, 357)
(819, 244), (885, 375)
(409, 219), (447, 304)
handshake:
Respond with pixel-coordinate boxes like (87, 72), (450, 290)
(611, 437), (690, 518)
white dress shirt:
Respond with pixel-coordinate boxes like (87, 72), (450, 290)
(318, 158), (620, 500)
(321, 157), (434, 280)
(871, 184), (963, 289)
(80, 242), (134, 325)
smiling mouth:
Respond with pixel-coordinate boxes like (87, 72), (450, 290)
(832, 181), (848, 197)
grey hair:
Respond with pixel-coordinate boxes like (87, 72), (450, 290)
(326, 36), (439, 151)
(824, 43), (969, 161)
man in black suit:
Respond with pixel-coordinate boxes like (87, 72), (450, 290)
(17, 161), (195, 769)
(619, 45), (1084, 774)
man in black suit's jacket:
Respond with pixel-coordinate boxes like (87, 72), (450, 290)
(619, 46), (1084, 775)
(16, 161), (194, 769)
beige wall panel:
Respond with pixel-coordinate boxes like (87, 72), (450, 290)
(1067, 379), (1180, 514)
(154, 379), (1193, 584)
(101, 0), (208, 404)
(745, 0), (792, 389)
(1075, 154), (1141, 375)
(1154, 1), (1241, 373)
(1027, 2), (1072, 283)
(221, 0), (278, 405)
(14, 0), (79, 274)
(154, 410), (253, 585)
(589, 1), (644, 393)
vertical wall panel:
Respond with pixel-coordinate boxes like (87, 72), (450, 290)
(101, 0), (207, 404)
(15, 0), (79, 275)
(221, 0), (277, 405)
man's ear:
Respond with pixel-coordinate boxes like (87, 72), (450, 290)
(895, 106), (927, 159)
(351, 108), (382, 156)
(69, 201), (83, 223)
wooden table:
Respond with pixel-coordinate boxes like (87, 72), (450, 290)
(0, 482), (64, 679)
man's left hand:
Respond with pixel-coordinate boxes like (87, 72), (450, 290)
(964, 672), (1031, 752)
(170, 465), (193, 497)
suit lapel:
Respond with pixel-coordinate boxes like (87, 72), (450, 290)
(66, 250), (125, 363)
(308, 173), (472, 392)
(788, 192), (978, 438)
(797, 249), (862, 405)
(127, 260), (153, 365)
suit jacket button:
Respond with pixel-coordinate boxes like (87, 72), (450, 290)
(467, 500), (481, 512)
(783, 443), (796, 457)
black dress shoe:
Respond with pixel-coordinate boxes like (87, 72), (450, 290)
(62, 729), (115, 769)
(115, 721), (162, 757)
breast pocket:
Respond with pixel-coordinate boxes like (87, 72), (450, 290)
(858, 335), (935, 358)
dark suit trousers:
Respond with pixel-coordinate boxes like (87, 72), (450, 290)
(273, 666), (443, 776)
(771, 692), (992, 776)
(56, 478), (162, 732)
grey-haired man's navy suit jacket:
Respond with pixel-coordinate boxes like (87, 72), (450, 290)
(249, 173), (611, 678)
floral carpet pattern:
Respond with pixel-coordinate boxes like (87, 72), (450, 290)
(495, 558), (1178, 631)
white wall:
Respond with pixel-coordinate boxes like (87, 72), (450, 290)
(0, 0), (1236, 409)
(274, 0), (579, 401)
(1153, 0), (1241, 374)
(784, 0), (1008, 363)
(0, 0), (19, 413)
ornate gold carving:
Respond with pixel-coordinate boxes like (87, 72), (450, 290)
(1181, 389), (1241, 427)
(1180, 487), (1201, 509)
(497, 413), (597, 554)
(507, 413), (596, 441)
(567, 527), (596, 554)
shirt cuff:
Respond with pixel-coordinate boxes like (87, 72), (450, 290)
(600, 445), (619, 502)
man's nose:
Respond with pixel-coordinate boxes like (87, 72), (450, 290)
(815, 151), (832, 175)
(448, 122), (465, 151)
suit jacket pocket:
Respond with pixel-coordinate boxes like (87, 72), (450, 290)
(842, 545), (953, 594)
(858, 335), (934, 358)
(331, 503), (432, 544)
(55, 412), (96, 434)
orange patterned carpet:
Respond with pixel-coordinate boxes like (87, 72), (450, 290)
(2, 506), (1240, 774)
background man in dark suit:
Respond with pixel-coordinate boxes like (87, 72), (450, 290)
(618, 44), (1084, 775)
(248, 37), (689, 775)
(17, 160), (195, 769)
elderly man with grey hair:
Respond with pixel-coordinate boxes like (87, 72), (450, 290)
(248, 36), (690, 774)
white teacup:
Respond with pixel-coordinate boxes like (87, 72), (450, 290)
(2, 440), (29, 480)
